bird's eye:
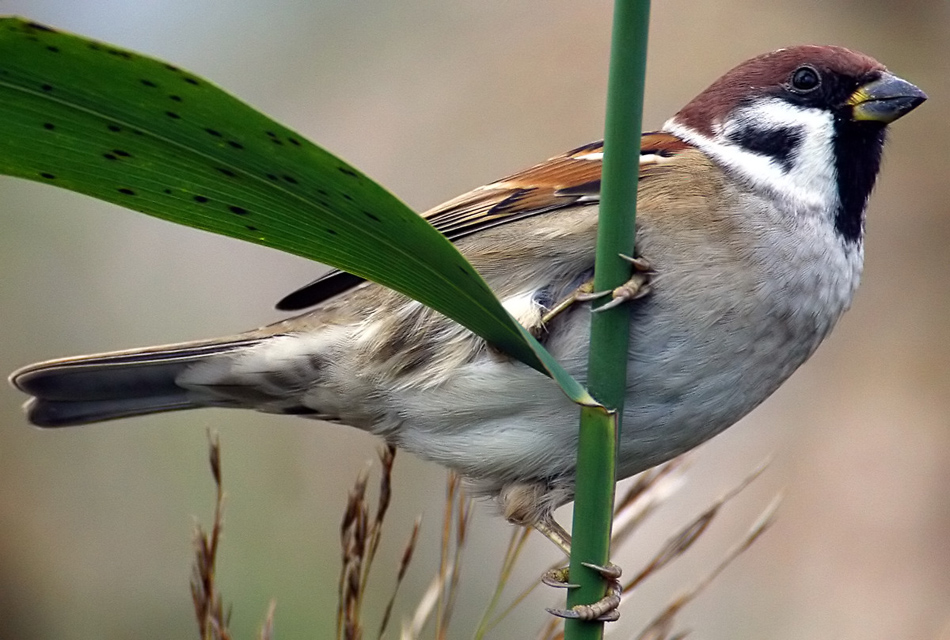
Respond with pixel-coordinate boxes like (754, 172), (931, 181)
(790, 66), (821, 92)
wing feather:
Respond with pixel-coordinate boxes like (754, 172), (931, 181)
(275, 133), (692, 311)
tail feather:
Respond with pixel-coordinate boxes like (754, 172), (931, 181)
(10, 337), (262, 428)
(23, 395), (198, 427)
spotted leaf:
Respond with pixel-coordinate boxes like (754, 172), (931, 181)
(0, 17), (593, 404)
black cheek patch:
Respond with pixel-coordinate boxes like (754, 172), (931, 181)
(727, 125), (803, 172)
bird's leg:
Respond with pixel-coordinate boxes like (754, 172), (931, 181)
(537, 255), (652, 330)
(534, 515), (623, 622)
(537, 281), (597, 329)
(534, 513), (574, 556)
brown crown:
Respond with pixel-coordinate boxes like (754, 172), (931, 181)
(672, 45), (885, 136)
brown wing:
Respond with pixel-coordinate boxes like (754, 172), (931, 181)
(275, 133), (692, 311)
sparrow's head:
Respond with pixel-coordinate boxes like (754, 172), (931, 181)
(664, 45), (926, 244)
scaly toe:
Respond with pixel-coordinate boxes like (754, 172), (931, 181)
(545, 592), (621, 622)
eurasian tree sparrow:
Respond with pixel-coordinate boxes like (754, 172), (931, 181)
(10, 46), (926, 553)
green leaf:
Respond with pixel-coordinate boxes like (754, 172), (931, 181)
(0, 17), (594, 404)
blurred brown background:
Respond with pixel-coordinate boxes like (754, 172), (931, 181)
(0, 1), (947, 638)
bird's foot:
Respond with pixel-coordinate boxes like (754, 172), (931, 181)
(544, 562), (623, 622)
(584, 255), (653, 313)
(533, 256), (652, 335)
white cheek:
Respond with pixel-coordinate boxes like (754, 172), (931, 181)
(664, 99), (840, 220)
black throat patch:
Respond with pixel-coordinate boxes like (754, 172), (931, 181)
(832, 119), (886, 244)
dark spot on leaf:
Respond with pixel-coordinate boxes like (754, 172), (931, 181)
(40, 84), (52, 92)
(342, 193), (353, 201)
(458, 266), (471, 277)
(363, 211), (380, 222)
(282, 175), (298, 184)
(118, 188), (136, 195)
(338, 166), (358, 178)
(166, 111), (181, 119)
(140, 79), (157, 88)
(27, 22), (55, 32)
(266, 131), (277, 138)
(271, 138), (283, 145)
(289, 138), (301, 146)
(169, 95), (182, 102)
(108, 49), (132, 60)
(107, 124), (122, 132)
(193, 195), (209, 203)
(216, 167), (236, 178)
(229, 205), (247, 215)
(317, 189), (329, 196)
(164, 63), (180, 72)
(266, 173), (278, 181)
(326, 228), (337, 235)
(132, 129), (144, 136)
(46, 46), (59, 53)
(89, 43), (101, 51)
(103, 153), (117, 161)
(246, 225), (258, 231)
(113, 149), (131, 157)
(184, 77), (199, 86)
(39, 172), (55, 180)
(163, 189), (172, 194)
(227, 141), (244, 149)
(43, 122), (55, 130)
(205, 128), (222, 137)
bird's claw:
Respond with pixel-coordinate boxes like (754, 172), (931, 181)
(581, 561), (622, 580)
(545, 604), (621, 623)
(543, 563), (623, 622)
(619, 254), (652, 271)
(541, 567), (580, 589)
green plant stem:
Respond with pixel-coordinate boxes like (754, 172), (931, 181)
(564, 1), (650, 639)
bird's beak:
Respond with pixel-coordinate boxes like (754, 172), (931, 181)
(848, 72), (927, 123)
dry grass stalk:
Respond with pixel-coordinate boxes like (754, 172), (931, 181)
(610, 457), (691, 546)
(378, 516), (422, 639)
(473, 526), (533, 639)
(191, 431), (233, 640)
(191, 432), (275, 640)
(338, 445), (402, 640)
(402, 570), (443, 640)
(401, 471), (473, 640)
(435, 472), (473, 640)
(258, 601), (276, 640)
(444, 483), (473, 635)
(434, 473), (458, 635)
(634, 495), (781, 640)
(621, 458), (770, 596)
(331, 447), (773, 640)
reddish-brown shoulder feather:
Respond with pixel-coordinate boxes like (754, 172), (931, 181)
(275, 133), (693, 311)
